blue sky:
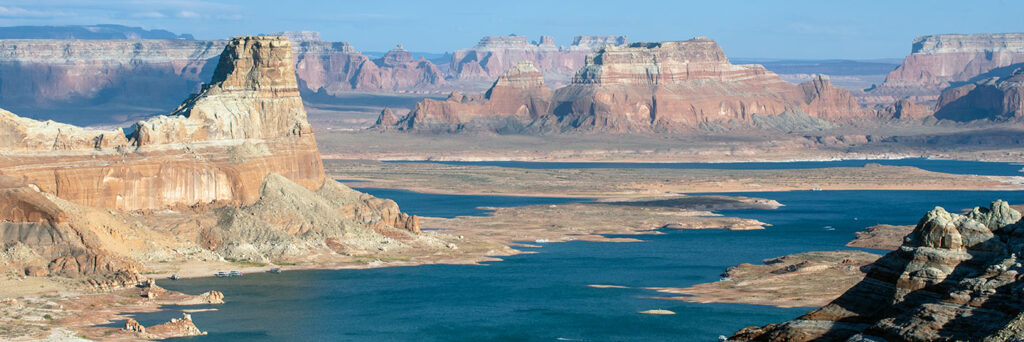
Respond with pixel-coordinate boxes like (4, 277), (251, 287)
(0, 0), (1021, 59)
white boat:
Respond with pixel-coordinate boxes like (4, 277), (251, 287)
(811, 188), (823, 191)
(216, 271), (229, 277)
(535, 239), (550, 243)
(229, 270), (243, 276)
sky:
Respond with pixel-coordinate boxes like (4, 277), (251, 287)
(0, 0), (1021, 59)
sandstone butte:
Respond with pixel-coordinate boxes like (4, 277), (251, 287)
(731, 200), (1024, 341)
(448, 35), (629, 87)
(0, 35), (420, 287)
(933, 67), (1024, 122)
(865, 33), (1024, 105)
(382, 38), (876, 133)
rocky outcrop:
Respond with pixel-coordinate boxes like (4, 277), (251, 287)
(0, 36), (422, 282)
(731, 200), (1024, 341)
(392, 38), (874, 133)
(867, 33), (1024, 105)
(448, 34), (628, 87)
(133, 313), (206, 339)
(933, 68), (1024, 122)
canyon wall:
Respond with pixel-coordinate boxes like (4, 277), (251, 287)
(390, 38), (874, 133)
(866, 33), (1024, 104)
(731, 200), (1024, 341)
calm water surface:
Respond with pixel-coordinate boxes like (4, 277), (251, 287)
(143, 162), (1024, 341)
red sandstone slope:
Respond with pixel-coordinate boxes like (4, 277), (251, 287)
(390, 38), (874, 133)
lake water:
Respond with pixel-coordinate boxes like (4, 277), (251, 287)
(388, 158), (1024, 177)
(140, 164), (1024, 341)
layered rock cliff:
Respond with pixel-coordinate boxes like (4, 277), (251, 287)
(0, 36), (421, 284)
(731, 200), (1024, 341)
(392, 38), (874, 133)
(933, 68), (1024, 122)
(448, 34), (628, 87)
(867, 33), (1024, 104)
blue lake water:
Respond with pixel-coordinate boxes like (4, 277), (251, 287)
(141, 164), (1024, 341)
(388, 158), (1024, 177)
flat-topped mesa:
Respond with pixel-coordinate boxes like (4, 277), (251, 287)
(933, 68), (1024, 122)
(868, 33), (1024, 104)
(391, 38), (872, 133)
(913, 33), (1024, 54)
(731, 200), (1024, 341)
(474, 35), (533, 50)
(132, 36), (311, 146)
(569, 35), (629, 50)
(572, 38), (743, 85)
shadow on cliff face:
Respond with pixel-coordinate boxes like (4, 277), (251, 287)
(933, 85), (1007, 122)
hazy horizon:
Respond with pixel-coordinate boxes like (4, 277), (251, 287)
(0, 0), (1022, 60)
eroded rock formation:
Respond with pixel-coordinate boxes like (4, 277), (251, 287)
(392, 38), (874, 133)
(867, 33), (1024, 105)
(731, 200), (1024, 341)
(0, 36), (422, 284)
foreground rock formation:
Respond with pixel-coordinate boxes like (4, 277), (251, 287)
(731, 200), (1024, 341)
(867, 33), (1024, 105)
(0, 36), (422, 285)
(388, 38), (875, 133)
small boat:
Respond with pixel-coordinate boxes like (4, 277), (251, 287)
(824, 226), (835, 231)
(169, 274), (180, 280)
(229, 270), (243, 277)
(216, 271), (229, 278)
(535, 239), (550, 243)
(268, 268), (282, 274)
(811, 188), (823, 191)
